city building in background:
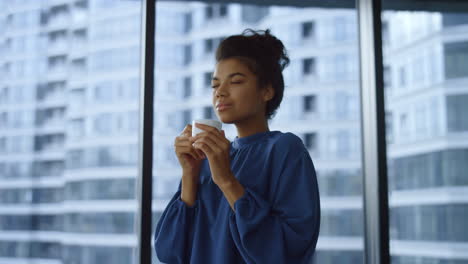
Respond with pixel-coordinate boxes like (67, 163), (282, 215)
(382, 11), (468, 264)
(0, 1), (467, 264)
(0, 1), (141, 263)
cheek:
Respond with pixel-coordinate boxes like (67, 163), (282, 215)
(237, 95), (262, 113)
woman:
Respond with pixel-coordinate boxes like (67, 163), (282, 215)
(154, 29), (320, 264)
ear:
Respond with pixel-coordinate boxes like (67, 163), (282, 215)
(262, 85), (274, 102)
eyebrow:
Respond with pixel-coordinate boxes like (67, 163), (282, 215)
(212, 72), (247, 81)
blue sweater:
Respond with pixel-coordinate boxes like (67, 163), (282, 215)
(154, 131), (321, 264)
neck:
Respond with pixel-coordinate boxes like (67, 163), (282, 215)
(235, 115), (269, 138)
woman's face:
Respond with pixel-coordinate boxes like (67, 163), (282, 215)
(211, 58), (273, 124)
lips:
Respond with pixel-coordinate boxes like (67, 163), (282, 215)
(216, 103), (232, 111)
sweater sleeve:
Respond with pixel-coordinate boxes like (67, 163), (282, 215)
(154, 181), (199, 264)
(228, 150), (321, 264)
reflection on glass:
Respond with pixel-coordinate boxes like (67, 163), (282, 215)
(152, 2), (363, 263)
(0, 1), (141, 263)
(382, 9), (468, 264)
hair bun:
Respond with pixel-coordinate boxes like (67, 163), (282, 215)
(242, 28), (290, 71)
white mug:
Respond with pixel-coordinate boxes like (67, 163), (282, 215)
(192, 119), (222, 137)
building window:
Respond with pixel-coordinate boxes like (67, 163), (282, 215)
(444, 41), (468, 79)
(204, 72), (213, 87)
(0, 137), (6, 154)
(0, 112), (7, 129)
(385, 112), (393, 144)
(384, 66), (391, 88)
(67, 149), (85, 169)
(219, 5), (227, 17)
(183, 44), (192, 65)
(205, 4), (228, 20)
(304, 132), (317, 151)
(442, 13), (468, 27)
(446, 94), (468, 132)
(382, 20), (389, 45)
(205, 6), (213, 19)
(93, 113), (113, 135)
(304, 95), (316, 112)
(204, 38), (213, 53)
(337, 131), (350, 158)
(94, 83), (114, 102)
(336, 92), (349, 119)
(400, 113), (408, 137)
(0, 87), (8, 103)
(334, 16), (347, 41)
(303, 58), (316, 75)
(68, 118), (85, 139)
(182, 110), (191, 129)
(302, 21), (315, 39)
(415, 106), (426, 133)
(204, 106), (214, 119)
(183, 77), (191, 98)
(241, 6), (269, 24)
(204, 37), (223, 54)
(412, 57), (425, 84)
(399, 66), (406, 87)
(183, 13), (192, 33)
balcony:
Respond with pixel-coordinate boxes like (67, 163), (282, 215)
(47, 40), (69, 56)
(47, 14), (70, 31)
(34, 148), (66, 161)
(47, 65), (68, 81)
(36, 107), (66, 133)
(38, 92), (66, 108)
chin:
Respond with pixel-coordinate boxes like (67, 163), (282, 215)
(219, 118), (235, 124)
(217, 114), (236, 124)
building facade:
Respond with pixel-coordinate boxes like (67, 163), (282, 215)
(0, 1), (466, 264)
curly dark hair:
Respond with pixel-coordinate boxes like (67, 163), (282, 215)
(215, 29), (290, 120)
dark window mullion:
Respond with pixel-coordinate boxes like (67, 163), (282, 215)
(136, 0), (155, 263)
(357, 0), (390, 263)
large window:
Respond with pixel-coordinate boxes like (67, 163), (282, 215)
(3, 0), (468, 263)
(382, 6), (468, 264)
(0, 1), (141, 264)
(152, 2), (363, 264)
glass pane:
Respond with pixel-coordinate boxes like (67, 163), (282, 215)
(382, 4), (468, 264)
(0, 1), (141, 263)
(152, 2), (364, 264)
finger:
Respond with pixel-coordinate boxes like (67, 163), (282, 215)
(195, 149), (205, 159)
(176, 147), (198, 159)
(175, 135), (193, 143)
(176, 140), (205, 160)
(193, 141), (215, 156)
(177, 146), (202, 160)
(190, 148), (204, 160)
(191, 132), (229, 151)
(193, 137), (221, 155)
(194, 136), (219, 152)
(181, 124), (192, 136)
(174, 136), (192, 146)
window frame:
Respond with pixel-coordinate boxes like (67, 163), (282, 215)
(136, 0), (468, 264)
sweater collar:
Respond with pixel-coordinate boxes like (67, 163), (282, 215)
(231, 130), (276, 149)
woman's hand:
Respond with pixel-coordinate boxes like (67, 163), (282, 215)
(190, 123), (235, 186)
(174, 124), (205, 179)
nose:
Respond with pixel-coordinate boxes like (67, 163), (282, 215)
(215, 82), (229, 98)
